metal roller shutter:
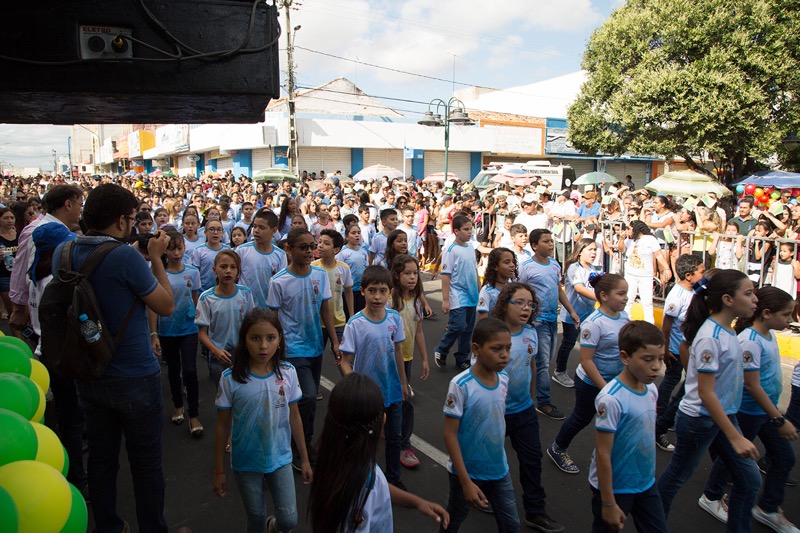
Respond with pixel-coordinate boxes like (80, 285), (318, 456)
(251, 148), (272, 172)
(176, 155), (193, 177)
(320, 147), (351, 176)
(424, 151), (471, 182)
(216, 157), (234, 175)
(605, 162), (648, 188)
(298, 147), (323, 176)
(558, 158), (596, 178)
(363, 149), (404, 172)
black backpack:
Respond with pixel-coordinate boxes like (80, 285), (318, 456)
(38, 240), (137, 380)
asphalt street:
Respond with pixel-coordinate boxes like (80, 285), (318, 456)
(81, 275), (799, 532)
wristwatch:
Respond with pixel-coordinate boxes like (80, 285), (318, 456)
(769, 416), (786, 428)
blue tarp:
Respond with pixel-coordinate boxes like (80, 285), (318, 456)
(733, 170), (800, 188)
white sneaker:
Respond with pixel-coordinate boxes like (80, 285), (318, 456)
(753, 506), (800, 533)
(552, 371), (575, 388)
(698, 494), (728, 524)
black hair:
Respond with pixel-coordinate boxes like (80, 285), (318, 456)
(212, 249), (241, 284)
(483, 247), (517, 288)
(230, 226), (247, 247)
(134, 210), (153, 223)
(342, 214), (359, 228)
(358, 204), (371, 214)
(390, 254), (422, 316)
(675, 253), (703, 281)
(588, 272), (626, 302)
(309, 373), (385, 533)
(161, 228), (185, 266)
(320, 228), (344, 251)
(360, 265), (392, 290)
(286, 227), (312, 246)
(9, 201), (28, 235)
(43, 184), (83, 214)
(278, 196), (295, 231)
(619, 320), (665, 356)
(472, 316), (511, 345)
(491, 282), (539, 327)
(735, 286), (794, 333)
(528, 228), (551, 246)
(230, 308), (286, 384)
(255, 208), (279, 229)
(383, 229), (407, 268)
(452, 214), (471, 231)
(379, 208), (397, 222)
(683, 269), (751, 343)
(83, 184), (139, 231)
(630, 219), (651, 239)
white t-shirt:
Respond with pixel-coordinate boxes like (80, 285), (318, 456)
(347, 465), (393, 532)
(623, 235), (661, 277)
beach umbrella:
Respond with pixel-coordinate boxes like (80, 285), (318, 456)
(422, 172), (460, 183)
(645, 170), (731, 197)
(253, 168), (299, 183)
(574, 171), (616, 185)
(732, 170), (800, 188)
(352, 164), (404, 182)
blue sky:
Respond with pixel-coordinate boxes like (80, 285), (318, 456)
(0, 0), (623, 170)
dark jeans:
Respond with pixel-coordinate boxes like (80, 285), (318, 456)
(656, 355), (683, 414)
(288, 355), (322, 449)
(705, 412), (796, 513)
(352, 291), (365, 315)
(436, 306), (476, 367)
(320, 326), (344, 355)
(657, 411), (761, 533)
(77, 372), (167, 533)
(441, 472), (520, 532)
(46, 364), (87, 490)
(506, 406), (546, 516)
(207, 355), (230, 391)
(655, 380), (685, 436)
(554, 321), (580, 373)
(590, 484), (667, 533)
(384, 401), (402, 483)
(555, 377), (600, 451)
(402, 360), (414, 450)
(160, 334), (199, 418)
(786, 384), (800, 428)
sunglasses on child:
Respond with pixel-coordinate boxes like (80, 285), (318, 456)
(293, 242), (318, 251)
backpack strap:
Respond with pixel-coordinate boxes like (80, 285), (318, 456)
(67, 240), (140, 346)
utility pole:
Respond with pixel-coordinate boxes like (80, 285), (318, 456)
(283, 0), (300, 176)
(52, 149), (57, 176)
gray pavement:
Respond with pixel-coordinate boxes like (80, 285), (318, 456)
(80, 275), (799, 532)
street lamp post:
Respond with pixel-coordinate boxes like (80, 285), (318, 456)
(418, 97), (474, 183)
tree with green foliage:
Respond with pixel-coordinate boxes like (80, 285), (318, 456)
(567, 0), (800, 182)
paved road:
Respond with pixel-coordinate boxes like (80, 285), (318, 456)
(82, 275), (799, 532)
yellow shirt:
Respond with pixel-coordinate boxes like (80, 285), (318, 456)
(394, 297), (422, 362)
(311, 260), (353, 328)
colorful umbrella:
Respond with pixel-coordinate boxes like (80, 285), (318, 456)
(253, 168), (299, 183)
(645, 170), (731, 197)
(732, 170), (800, 188)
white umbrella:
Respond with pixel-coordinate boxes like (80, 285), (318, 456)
(352, 164), (404, 182)
(422, 172), (460, 183)
(645, 170), (731, 197)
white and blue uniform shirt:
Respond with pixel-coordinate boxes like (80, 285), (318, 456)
(369, 231), (389, 265)
(739, 327), (782, 416)
(576, 310), (630, 388)
(236, 242), (287, 309)
(340, 310), (406, 406)
(337, 245), (369, 291)
(215, 363), (301, 473)
(195, 285), (254, 351)
(477, 285), (502, 316)
(183, 235), (204, 265)
(506, 325), (537, 415)
(680, 318), (743, 417)
(443, 369), (510, 481)
(662, 284), (694, 355)
(191, 243), (231, 291)
(400, 225), (419, 258)
(792, 361), (800, 388)
(266, 267), (332, 358)
(440, 242), (479, 309)
(348, 465), (392, 532)
(312, 260), (353, 328)
(589, 379), (658, 494)
(359, 222), (376, 249)
(519, 258), (561, 322)
(158, 265), (200, 337)
(560, 263), (598, 324)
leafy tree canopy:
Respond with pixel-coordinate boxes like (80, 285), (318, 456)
(567, 0), (800, 180)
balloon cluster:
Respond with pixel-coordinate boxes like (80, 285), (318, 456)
(734, 183), (800, 208)
(0, 334), (88, 532)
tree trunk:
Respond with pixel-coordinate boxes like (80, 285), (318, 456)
(679, 152), (716, 178)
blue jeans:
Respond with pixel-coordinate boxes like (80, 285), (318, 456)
(506, 406), (546, 516)
(77, 372), (167, 533)
(554, 378), (599, 451)
(441, 472), (520, 532)
(233, 464), (298, 533)
(657, 411), (761, 533)
(656, 354), (683, 414)
(206, 349), (230, 390)
(655, 380), (685, 436)
(436, 306), (476, 367)
(554, 320), (580, 373)
(384, 401), (403, 483)
(288, 355), (322, 449)
(533, 320), (558, 406)
(705, 412), (795, 513)
(160, 334), (199, 418)
(590, 484), (667, 533)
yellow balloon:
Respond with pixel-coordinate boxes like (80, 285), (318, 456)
(0, 460), (71, 532)
(30, 382), (45, 424)
(28, 360), (49, 394)
(30, 422), (68, 477)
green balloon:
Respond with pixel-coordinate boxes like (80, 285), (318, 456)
(0, 375), (35, 419)
(0, 344), (32, 378)
(0, 485), (18, 533)
(0, 337), (33, 359)
(7, 375), (40, 420)
(0, 408), (37, 467)
(60, 483), (88, 533)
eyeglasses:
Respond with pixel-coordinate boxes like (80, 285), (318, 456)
(294, 243), (318, 251)
(206, 227), (223, 232)
(508, 299), (534, 309)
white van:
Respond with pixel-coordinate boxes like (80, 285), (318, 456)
(520, 161), (575, 191)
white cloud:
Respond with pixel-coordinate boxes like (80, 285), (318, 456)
(0, 125), (70, 169)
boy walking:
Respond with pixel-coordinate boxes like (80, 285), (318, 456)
(369, 208), (399, 265)
(313, 229), (354, 357)
(435, 214), (479, 371)
(340, 265), (408, 489)
(235, 209), (287, 309)
(589, 321), (667, 533)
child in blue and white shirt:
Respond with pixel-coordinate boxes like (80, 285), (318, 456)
(589, 321), (667, 533)
(477, 247), (517, 320)
(235, 210), (286, 308)
(337, 223), (369, 315)
(191, 219), (231, 291)
(340, 265), (407, 488)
